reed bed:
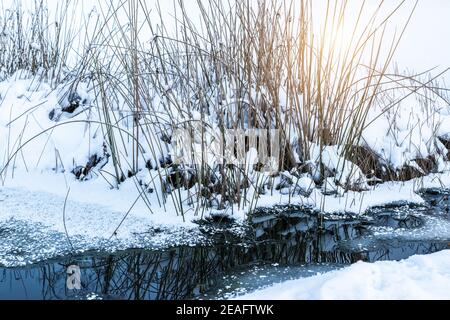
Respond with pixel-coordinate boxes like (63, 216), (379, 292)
(2, 0), (448, 220)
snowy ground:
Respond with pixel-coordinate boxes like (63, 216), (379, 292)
(234, 250), (450, 300)
(0, 172), (205, 267)
(1, 168), (450, 267)
(0, 169), (449, 237)
(0, 184), (207, 267)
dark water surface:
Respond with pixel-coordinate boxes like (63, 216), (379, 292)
(0, 189), (449, 300)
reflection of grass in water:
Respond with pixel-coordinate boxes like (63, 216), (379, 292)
(1, 237), (447, 300)
(1, 206), (449, 300)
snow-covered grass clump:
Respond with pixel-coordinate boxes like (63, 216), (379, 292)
(1, 0), (450, 228)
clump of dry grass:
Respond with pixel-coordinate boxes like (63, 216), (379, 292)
(0, 0), (92, 84)
(4, 0), (446, 220)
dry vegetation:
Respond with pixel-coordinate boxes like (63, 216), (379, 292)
(1, 0), (449, 218)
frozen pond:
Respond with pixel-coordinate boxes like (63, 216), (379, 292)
(0, 189), (449, 300)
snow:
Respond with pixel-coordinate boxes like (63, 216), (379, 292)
(362, 89), (449, 170)
(0, 149), (449, 248)
(0, 179), (210, 267)
(309, 144), (369, 190)
(253, 173), (427, 215)
(0, 170), (198, 236)
(235, 250), (450, 300)
(2, 162), (449, 267)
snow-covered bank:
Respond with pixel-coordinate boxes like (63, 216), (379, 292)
(1, 67), (450, 254)
(1, 168), (449, 232)
(1, 0), (450, 227)
(0, 184), (209, 267)
(0, 168), (449, 268)
(1, 0), (450, 251)
(234, 250), (450, 300)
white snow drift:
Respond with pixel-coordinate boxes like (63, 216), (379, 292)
(235, 250), (450, 300)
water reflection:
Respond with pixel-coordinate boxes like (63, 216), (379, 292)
(0, 202), (448, 299)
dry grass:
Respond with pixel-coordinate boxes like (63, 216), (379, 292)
(3, 0), (447, 220)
